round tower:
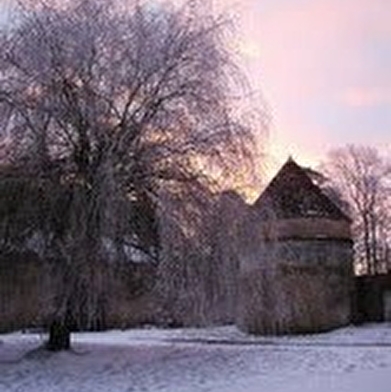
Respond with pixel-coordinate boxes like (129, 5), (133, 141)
(238, 159), (353, 334)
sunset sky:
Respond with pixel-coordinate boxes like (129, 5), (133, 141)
(1, 0), (390, 176)
(221, 0), (391, 174)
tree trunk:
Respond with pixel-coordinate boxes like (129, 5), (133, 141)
(46, 320), (71, 351)
(363, 213), (373, 274)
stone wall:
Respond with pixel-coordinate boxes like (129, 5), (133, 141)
(0, 253), (47, 332)
(353, 273), (391, 324)
(0, 252), (158, 332)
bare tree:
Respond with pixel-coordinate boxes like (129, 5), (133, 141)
(304, 166), (351, 215)
(156, 184), (248, 327)
(0, 0), (259, 349)
(323, 145), (391, 275)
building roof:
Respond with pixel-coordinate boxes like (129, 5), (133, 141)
(253, 158), (351, 222)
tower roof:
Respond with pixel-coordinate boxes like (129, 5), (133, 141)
(253, 158), (350, 222)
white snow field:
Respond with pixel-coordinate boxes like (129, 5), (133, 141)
(1, 324), (391, 392)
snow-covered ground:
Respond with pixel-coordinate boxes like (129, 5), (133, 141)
(1, 323), (391, 392)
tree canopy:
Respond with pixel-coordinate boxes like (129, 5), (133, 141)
(323, 145), (391, 275)
(0, 0), (261, 349)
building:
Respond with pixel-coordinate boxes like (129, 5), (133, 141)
(238, 158), (354, 334)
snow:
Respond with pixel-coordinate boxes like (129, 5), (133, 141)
(1, 324), (391, 392)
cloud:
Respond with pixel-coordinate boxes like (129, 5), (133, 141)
(339, 87), (391, 108)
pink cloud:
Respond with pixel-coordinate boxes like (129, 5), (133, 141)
(339, 87), (391, 108)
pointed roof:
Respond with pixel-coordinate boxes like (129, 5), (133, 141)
(253, 158), (350, 222)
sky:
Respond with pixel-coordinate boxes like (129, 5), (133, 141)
(1, 0), (391, 176)
(218, 0), (391, 174)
